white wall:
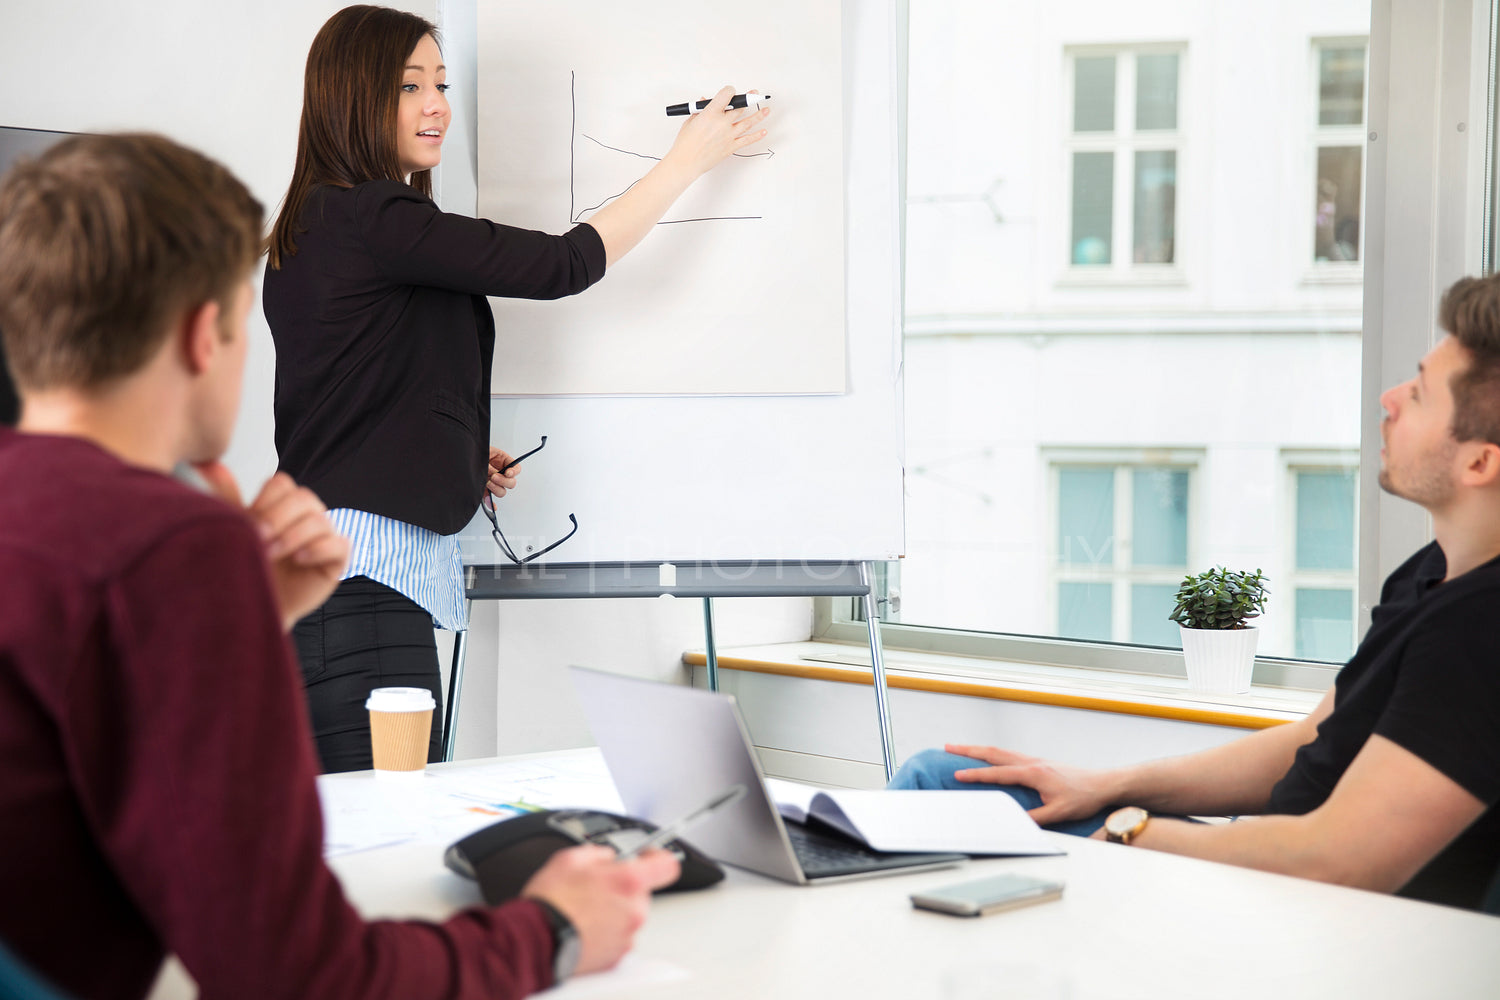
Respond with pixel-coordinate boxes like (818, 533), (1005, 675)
(485, 596), (813, 756)
(700, 667), (1250, 789)
(2, 0), (445, 491)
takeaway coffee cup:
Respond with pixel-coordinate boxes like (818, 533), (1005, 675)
(365, 687), (435, 777)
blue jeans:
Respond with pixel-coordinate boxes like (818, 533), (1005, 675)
(887, 749), (1112, 838)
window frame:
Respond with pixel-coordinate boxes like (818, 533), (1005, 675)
(1488, 0), (1500, 273)
(818, 0), (1494, 697)
(1283, 451), (1361, 661)
(1046, 449), (1200, 645)
(1305, 37), (1370, 282)
(1060, 43), (1188, 284)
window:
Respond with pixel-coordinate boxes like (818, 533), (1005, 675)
(1288, 461), (1359, 661)
(1067, 48), (1181, 269)
(1053, 460), (1194, 647)
(1312, 41), (1367, 264)
(827, 0), (1474, 695)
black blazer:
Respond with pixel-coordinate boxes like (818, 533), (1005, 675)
(264, 180), (605, 535)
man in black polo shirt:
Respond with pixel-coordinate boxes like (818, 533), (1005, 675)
(891, 275), (1500, 910)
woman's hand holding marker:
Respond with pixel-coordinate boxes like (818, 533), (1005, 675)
(666, 85), (772, 179)
(588, 84), (772, 265)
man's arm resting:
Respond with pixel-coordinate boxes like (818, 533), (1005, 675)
(1116, 734), (1486, 893)
(954, 688), (1333, 824)
(1103, 691), (1330, 817)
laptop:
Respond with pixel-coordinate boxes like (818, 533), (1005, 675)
(570, 666), (966, 885)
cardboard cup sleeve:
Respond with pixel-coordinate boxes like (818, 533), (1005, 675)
(365, 687), (436, 775)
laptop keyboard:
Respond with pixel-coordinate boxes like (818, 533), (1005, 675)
(785, 819), (951, 878)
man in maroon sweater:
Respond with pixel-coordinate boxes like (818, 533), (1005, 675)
(0, 134), (678, 999)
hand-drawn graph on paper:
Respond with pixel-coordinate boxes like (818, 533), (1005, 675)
(569, 73), (773, 227)
(477, 0), (846, 395)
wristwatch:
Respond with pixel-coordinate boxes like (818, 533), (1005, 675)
(528, 897), (581, 984)
(1104, 806), (1151, 845)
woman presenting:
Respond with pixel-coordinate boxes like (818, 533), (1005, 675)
(265, 4), (769, 772)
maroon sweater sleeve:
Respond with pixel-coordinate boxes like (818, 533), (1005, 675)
(64, 511), (555, 999)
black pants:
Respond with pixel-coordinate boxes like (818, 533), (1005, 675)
(291, 576), (443, 774)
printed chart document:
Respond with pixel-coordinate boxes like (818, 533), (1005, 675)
(765, 778), (1062, 856)
(319, 751), (624, 857)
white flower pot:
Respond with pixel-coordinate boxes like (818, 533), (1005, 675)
(1179, 625), (1259, 695)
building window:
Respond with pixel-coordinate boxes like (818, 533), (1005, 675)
(1054, 461), (1193, 647)
(1067, 48), (1182, 269)
(1313, 41), (1367, 263)
(1290, 463), (1358, 661)
(865, 2), (1393, 691)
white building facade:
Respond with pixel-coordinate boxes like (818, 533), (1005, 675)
(897, 0), (1372, 663)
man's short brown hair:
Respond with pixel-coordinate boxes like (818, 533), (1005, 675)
(1440, 274), (1500, 447)
(0, 133), (263, 392)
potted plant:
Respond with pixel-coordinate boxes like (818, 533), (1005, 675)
(1168, 567), (1270, 695)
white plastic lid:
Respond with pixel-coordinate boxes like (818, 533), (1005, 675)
(365, 687), (436, 712)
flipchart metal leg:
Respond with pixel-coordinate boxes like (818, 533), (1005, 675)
(860, 563), (897, 780)
(703, 597), (720, 692)
(441, 599), (472, 763)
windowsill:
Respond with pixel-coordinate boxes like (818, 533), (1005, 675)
(1300, 263), (1363, 285)
(1055, 266), (1188, 289)
(683, 640), (1320, 730)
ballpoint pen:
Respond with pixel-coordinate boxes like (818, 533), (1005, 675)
(614, 784), (747, 860)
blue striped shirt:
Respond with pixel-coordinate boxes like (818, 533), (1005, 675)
(328, 508), (468, 631)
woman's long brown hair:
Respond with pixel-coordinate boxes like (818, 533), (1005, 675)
(267, 5), (438, 269)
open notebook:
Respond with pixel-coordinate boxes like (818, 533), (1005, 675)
(766, 778), (1061, 856)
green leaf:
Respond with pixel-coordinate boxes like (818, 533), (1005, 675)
(1167, 565), (1270, 629)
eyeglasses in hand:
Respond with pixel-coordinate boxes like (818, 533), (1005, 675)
(483, 435), (579, 564)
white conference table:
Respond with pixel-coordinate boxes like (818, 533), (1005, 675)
(153, 750), (1500, 999)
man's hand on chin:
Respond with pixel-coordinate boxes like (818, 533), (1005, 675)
(194, 461), (350, 630)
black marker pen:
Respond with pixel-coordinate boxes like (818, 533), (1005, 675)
(665, 92), (771, 116)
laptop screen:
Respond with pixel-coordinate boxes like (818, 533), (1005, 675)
(570, 666), (806, 882)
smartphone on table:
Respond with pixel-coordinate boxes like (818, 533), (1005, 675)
(910, 873), (1065, 917)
